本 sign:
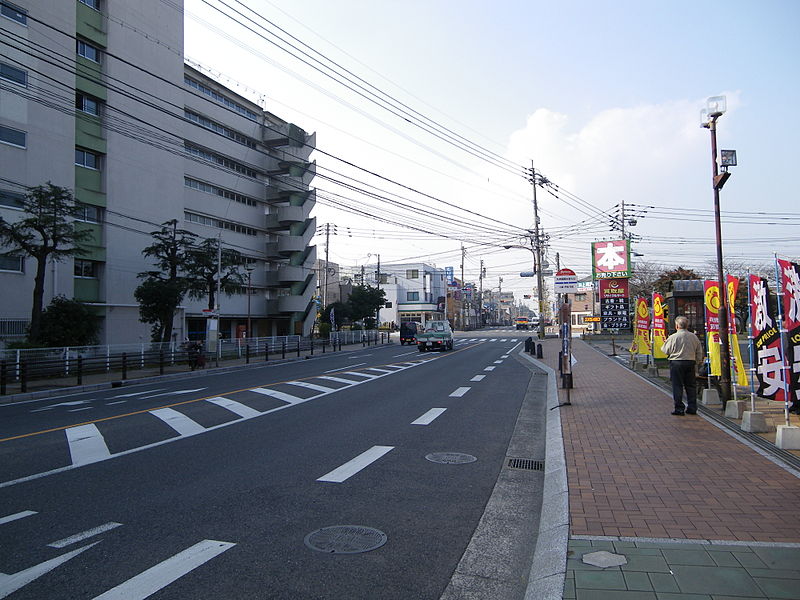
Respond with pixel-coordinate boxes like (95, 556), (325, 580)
(592, 239), (631, 280)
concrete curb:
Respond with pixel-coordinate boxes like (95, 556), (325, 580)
(519, 350), (569, 600)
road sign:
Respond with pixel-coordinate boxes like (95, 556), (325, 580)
(554, 268), (577, 294)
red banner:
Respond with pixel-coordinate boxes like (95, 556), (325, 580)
(778, 260), (800, 405)
(749, 274), (784, 401)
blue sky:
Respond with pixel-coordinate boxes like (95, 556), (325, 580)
(184, 0), (799, 301)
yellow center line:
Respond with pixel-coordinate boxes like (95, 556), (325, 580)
(0, 344), (481, 444)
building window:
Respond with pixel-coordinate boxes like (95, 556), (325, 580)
(0, 189), (25, 209)
(184, 211), (258, 236)
(0, 1), (26, 25)
(74, 259), (97, 278)
(407, 291), (419, 301)
(406, 269), (419, 279)
(75, 148), (100, 169)
(0, 62), (26, 86)
(77, 39), (101, 63)
(76, 202), (103, 223)
(184, 110), (257, 148)
(184, 143), (260, 178)
(0, 255), (24, 272)
(0, 125), (26, 148)
(184, 75), (260, 121)
(78, 0), (100, 9)
(76, 93), (101, 116)
(184, 177), (258, 206)
(575, 293), (587, 301)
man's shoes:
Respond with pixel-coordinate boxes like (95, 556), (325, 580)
(671, 410), (685, 416)
(686, 409), (697, 415)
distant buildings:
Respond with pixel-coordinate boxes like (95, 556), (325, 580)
(0, 1), (317, 343)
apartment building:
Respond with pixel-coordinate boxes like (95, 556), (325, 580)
(366, 262), (446, 326)
(0, 1), (316, 343)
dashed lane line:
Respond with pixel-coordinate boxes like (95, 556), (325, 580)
(470, 375), (486, 382)
(411, 408), (447, 425)
(484, 366), (496, 371)
(317, 446), (395, 483)
(0, 510), (37, 525)
(449, 387), (471, 398)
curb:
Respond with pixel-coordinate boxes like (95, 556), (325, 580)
(518, 350), (568, 600)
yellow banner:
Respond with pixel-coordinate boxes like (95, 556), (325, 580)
(707, 332), (721, 376)
(730, 333), (748, 387)
(652, 293), (667, 359)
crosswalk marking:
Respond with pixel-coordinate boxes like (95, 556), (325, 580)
(251, 387), (305, 404)
(0, 541), (100, 598)
(317, 446), (394, 483)
(363, 367), (392, 374)
(411, 408), (446, 425)
(449, 387), (471, 397)
(92, 539), (235, 600)
(342, 371), (378, 379)
(0, 510), (37, 525)
(206, 397), (261, 419)
(66, 424), (111, 466)
(284, 381), (335, 394)
(316, 375), (361, 385)
(500, 339), (508, 342)
(48, 522), (123, 548)
(150, 408), (205, 436)
(490, 338), (498, 342)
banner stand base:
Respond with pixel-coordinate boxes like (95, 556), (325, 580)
(724, 400), (745, 419)
(701, 388), (722, 406)
(775, 425), (800, 450)
(740, 411), (770, 433)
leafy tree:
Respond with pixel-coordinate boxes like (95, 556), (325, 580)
(0, 183), (93, 342)
(628, 260), (666, 298)
(321, 301), (349, 329)
(135, 220), (197, 342)
(347, 285), (386, 326)
(37, 295), (101, 347)
(184, 237), (245, 311)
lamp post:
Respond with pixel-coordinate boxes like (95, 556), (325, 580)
(245, 263), (254, 339)
(701, 95), (734, 405)
(504, 240), (552, 338)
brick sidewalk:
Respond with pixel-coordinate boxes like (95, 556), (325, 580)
(539, 338), (800, 543)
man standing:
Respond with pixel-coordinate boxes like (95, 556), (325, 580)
(661, 316), (704, 415)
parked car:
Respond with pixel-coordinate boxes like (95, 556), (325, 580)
(417, 320), (454, 352)
(399, 321), (422, 345)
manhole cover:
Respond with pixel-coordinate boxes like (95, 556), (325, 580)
(304, 525), (387, 554)
(425, 452), (477, 464)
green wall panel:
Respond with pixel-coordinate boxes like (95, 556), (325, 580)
(76, 2), (107, 46)
(74, 277), (100, 302)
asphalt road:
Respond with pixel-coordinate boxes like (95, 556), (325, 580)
(0, 327), (546, 599)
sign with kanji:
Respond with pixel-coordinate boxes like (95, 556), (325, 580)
(748, 274), (784, 402)
(554, 268), (578, 294)
(445, 266), (454, 284)
(726, 275), (748, 386)
(599, 278), (630, 330)
(631, 297), (651, 355)
(778, 259), (800, 407)
(591, 239), (631, 280)
(704, 280), (722, 376)
(652, 292), (667, 359)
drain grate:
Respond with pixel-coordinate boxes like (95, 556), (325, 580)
(304, 525), (387, 554)
(507, 458), (544, 471)
(425, 452), (477, 465)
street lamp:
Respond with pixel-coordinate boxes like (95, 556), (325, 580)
(245, 263), (254, 340)
(504, 241), (553, 339)
(701, 94), (734, 405)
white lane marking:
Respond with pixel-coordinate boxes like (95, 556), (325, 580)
(251, 387), (305, 404)
(316, 375), (360, 385)
(106, 401), (127, 406)
(493, 360), (503, 364)
(109, 389), (166, 399)
(490, 338), (498, 342)
(92, 539), (235, 600)
(284, 381), (335, 394)
(393, 352), (417, 357)
(150, 408), (205, 436)
(449, 387), (471, 397)
(0, 541), (99, 598)
(68, 407), (93, 413)
(363, 367), (392, 374)
(342, 371), (378, 379)
(31, 401), (87, 413)
(501, 355), (510, 358)
(317, 446), (394, 483)
(0, 510), (37, 525)
(65, 424), (110, 466)
(484, 366), (496, 371)
(139, 388), (206, 400)
(470, 375), (486, 382)
(48, 522), (123, 548)
(411, 408), (446, 425)
(324, 362), (365, 373)
(207, 397), (261, 419)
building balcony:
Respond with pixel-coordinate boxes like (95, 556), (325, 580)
(268, 161), (316, 190)
(266, 273), (317, 315)
(265, 219), (316, 258)
(264, 264), (311, 287)
(264, 201), (314, 231)
(262, 123), (315, 153)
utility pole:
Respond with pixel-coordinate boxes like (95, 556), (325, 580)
(376, 253), (381, 328)
(530, 162), (546, 340)
(323, 223), (330, 308)
(621, 200), (626, 240)
(479, 259), (484, 329)
(460, 244), (466, 330)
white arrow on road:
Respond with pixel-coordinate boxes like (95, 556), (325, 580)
(0, 541), (99, 598)
(31, 401), (88, 413)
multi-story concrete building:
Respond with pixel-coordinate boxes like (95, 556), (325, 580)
(367, 262), (446, 326)
(0, 1), (316, 343)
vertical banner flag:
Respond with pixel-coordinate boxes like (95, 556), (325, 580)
(652, 292), (667, 358)
(630, 297), (651, 355)
(748, 274), (784, 401)
(592, 239), (632, 280)
(777, 259), (800, 407)
(599, 278), (630, 330)
(704, 280), (722, 376)
(725, 275), (748, 386)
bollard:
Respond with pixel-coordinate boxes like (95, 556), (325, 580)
(310, 340), (314, 356)
(536, 343), (543, 359)
(21, 361), (27, 393)
(338, 338), (342, 352)
(362, 336), (366, 348)
(0, 360), (6, 395)
(77, 356), (83, 385)
(296, 339), (301, 358)
(122, 352), (128, 380)
(282, 341), (286, 360)
(524, 337), (533, 353)
(159, 351), (164, 375)
(265, 343), (269, 362)
(246, 345), (250, 364)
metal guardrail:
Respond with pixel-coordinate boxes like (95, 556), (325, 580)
(0, 331), (386, 395)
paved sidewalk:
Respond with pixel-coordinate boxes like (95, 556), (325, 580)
(536, 338), (800, 599)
